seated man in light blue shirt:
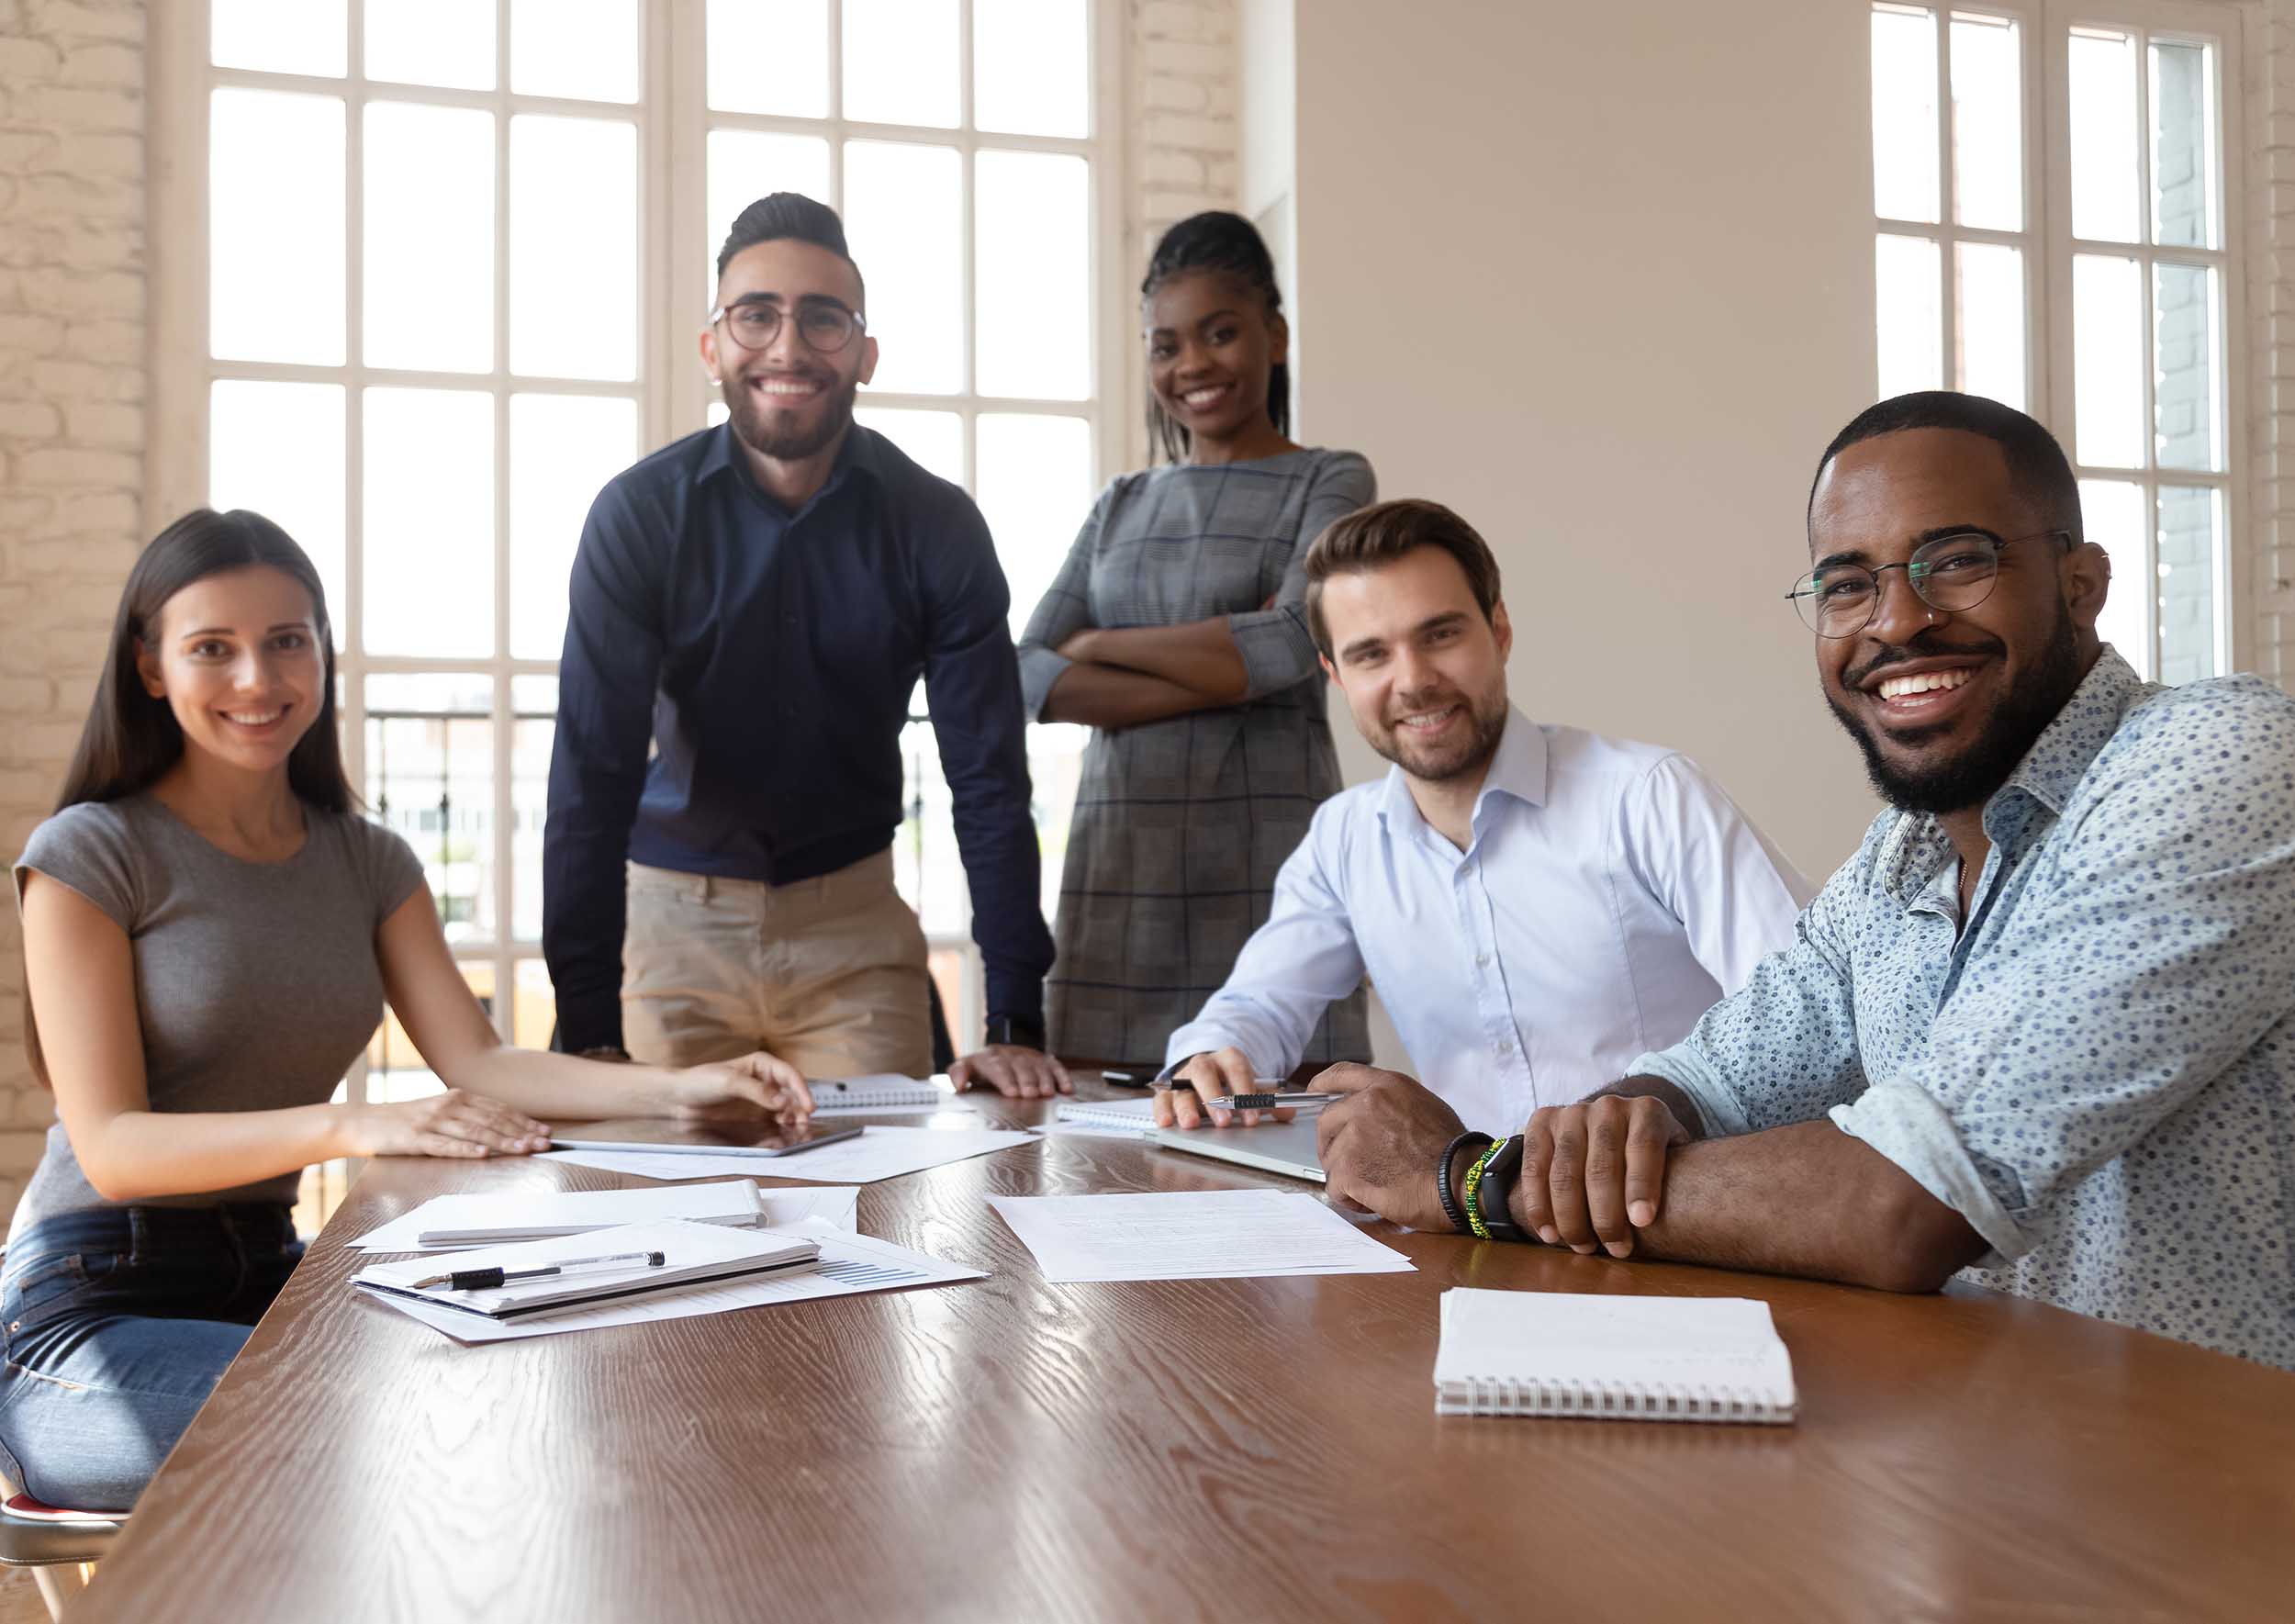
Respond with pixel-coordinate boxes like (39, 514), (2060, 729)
(1315, 392), (2295, 1370)
(1158, 498), (1809, 1132)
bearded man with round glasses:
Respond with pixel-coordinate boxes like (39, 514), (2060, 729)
(544, 194), (1065, 1100)
(1313, 391), (2295, 1370)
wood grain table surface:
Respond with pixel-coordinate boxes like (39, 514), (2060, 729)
(71, 1077), (2295, 1623)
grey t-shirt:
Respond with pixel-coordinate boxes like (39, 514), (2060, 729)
(10, 793), (427, 1236)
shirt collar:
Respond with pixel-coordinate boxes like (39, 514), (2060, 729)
(1992, 644), (2150, 816)
(697, 419), (882, 498)
(1375, 703), (1547, 835)
(1881, 644), (2153, 906)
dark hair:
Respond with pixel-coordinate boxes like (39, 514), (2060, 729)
(1304, 498), (1504, 655)
(1809, 390), (2083, 542)
(1141, 210), (1289, 465)
(716, 191), (864, 297)
(57, 508), (354, 816)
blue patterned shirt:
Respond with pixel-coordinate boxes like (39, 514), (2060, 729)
(1636, 649), (2295, 1368)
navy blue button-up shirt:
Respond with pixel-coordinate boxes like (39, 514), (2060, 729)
(543, 422), (1053, 1054)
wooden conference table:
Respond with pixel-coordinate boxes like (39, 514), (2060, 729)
(73, 1078), (2295, 1623)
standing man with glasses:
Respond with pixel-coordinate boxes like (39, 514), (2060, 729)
(1314, 392), (2295, 1370)
(543, 194), (1067, 1097)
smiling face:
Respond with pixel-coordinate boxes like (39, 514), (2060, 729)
(134, 564), (325, 778)
(1317, 546), (1513, 783)
(700, 237), (878, 463)
(1145, 269), (1285, 454)
(1808, 427), (2109, 813)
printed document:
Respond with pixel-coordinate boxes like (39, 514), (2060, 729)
(988, 1189), (1415, 1282)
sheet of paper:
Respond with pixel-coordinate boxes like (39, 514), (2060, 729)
(358, 1220), (984, 1343)
(987, 1188), (1415, 1282)
(542, 1125), (1035, 1185)
(353, 1182), (858, 1252)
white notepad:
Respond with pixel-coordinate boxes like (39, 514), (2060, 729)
(1432, 1289), (1797, 1424)
(809, 1073), (956, 1114)
(353, 1184), (857, 1252)
(370, 1180), (766, 1249)
(1042, 1097), (1161, 1136)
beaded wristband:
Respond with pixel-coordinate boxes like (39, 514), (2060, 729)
(1461, 1138), (1506, 1240)
(1437, 1131), (1492, 1235)
(1474, 1134), (1528, 1243)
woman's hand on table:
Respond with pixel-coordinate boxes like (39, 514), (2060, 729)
(347, 1091), (553, 1159)
(670, 1051), (817, 1122)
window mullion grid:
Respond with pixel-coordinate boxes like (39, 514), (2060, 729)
(659, 0), (704, 443)
(960, 0), (979, 409)
(485, 0), (516, 1034)
(954, 2), (981, 1037)
(1936, 8), (1959, 392)
(341, 6), (372, 1108)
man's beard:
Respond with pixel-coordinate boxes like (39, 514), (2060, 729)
(722, 370), (858, 461)
(1366, 681), (1510, 783)
(1823, 607), (2084, 815)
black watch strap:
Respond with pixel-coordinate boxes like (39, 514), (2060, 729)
(1475, 1134), (1528, 1243)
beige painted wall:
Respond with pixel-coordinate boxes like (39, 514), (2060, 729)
(1263, 0), (1886, 881)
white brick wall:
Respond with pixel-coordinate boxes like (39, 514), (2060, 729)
(2252, 2), (2295, 689)
(1125, 0), (1240, 465)
(0, 0), (147, 1220)
(1130, 0), (1240, 244)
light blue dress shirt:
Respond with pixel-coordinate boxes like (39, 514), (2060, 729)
(1636, 650), (2295, 1369)
(1165, 707), (1810, 1132)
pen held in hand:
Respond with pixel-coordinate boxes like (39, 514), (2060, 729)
(413, 1249), (668, 1293)
(1208, 1092), (1341, 1112)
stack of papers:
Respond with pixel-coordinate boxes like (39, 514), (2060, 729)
(352, 1182), (858, 1252)
(353, 1218), (822, 1321)
(357, 1217), (986, 1344)
(987, 1189), (1415, 1282)
(544, 1125), (1033, 1185)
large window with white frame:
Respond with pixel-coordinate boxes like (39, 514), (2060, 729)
(1869, 0), (2242, 685)
(152, 0), (1119, 1127)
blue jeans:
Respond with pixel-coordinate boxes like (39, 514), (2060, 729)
(0, 1205), (302, 1510)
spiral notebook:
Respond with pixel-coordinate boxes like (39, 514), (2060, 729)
(1044, 1098), (1162, 1136)
(1432, 1289), (1797, 1425)
(809, 1074), (955, 1114)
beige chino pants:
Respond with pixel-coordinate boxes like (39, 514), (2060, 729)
(620, 850), (935, 1079)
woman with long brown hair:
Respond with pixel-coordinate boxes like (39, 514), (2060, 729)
(0, 510), (811, 1510)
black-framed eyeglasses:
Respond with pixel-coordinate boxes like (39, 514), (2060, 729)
(709, 297), (867, 354)
(1786, 528), (2074, 638)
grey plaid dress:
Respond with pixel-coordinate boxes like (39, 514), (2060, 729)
(1016, 448), (1375, 1064)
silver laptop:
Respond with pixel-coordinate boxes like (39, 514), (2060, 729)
(1151, 1118), (1326, 1184)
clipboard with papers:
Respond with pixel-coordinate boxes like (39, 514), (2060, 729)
(351, 1219), (822, 1322)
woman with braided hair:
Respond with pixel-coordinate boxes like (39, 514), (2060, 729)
(1016, 211), (1374, 1069)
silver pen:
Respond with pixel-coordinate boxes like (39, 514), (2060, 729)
(1206, 1091), (1341, 1111)
(413, 1249), (668, 1292)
